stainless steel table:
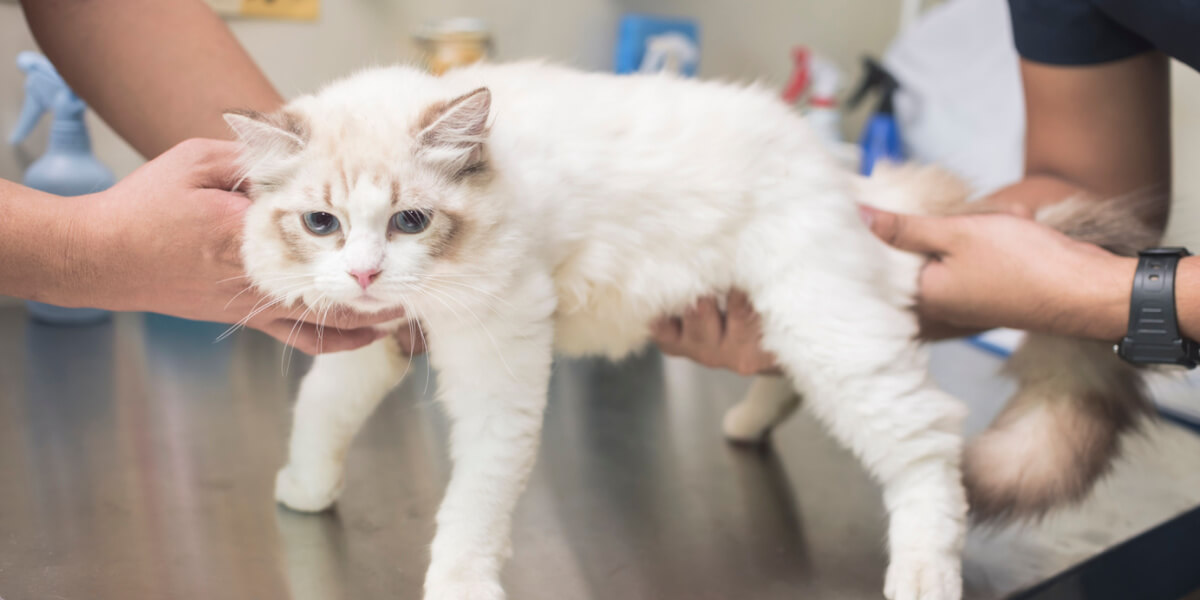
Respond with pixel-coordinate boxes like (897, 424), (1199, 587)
(1, 308), (1197, 600)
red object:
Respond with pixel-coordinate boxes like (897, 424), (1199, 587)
(781, 46), (810, 105)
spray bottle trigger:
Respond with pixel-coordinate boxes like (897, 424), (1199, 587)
(845, 57), (899, 114)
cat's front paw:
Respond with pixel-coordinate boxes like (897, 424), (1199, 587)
(884, 550), (961, 600)
(274, 463), (344, 513)
(424, 577), (506, 600)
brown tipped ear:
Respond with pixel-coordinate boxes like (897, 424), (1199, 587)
(223, 109), (309, 190)
(413, 87), (491, 176)
(223, 109), (309, 156)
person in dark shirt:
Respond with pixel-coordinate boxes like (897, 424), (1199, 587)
(654, 0), (1200, 374)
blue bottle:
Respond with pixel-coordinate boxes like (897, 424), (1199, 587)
(846, 57), (904, 176)
(9, 51), (114, 324)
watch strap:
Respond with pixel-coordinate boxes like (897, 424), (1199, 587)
(1117, 248), (1198, 368)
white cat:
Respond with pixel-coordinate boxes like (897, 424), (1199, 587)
(226, 61), (1153, 600)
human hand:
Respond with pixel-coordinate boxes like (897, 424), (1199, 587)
(860, 205), (1135, 341)
(73, 138), (421, 355)
(650, 290), (780, 376)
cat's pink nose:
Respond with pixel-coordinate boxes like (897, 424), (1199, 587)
(348, 268), (381, 290)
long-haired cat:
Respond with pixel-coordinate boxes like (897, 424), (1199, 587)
(226, 61), (1156, 600)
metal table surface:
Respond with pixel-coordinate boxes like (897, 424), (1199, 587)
(2, 307), (1199, 600)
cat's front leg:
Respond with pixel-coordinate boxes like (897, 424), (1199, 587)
(421, 281), (556, 600)
(276, 335), (409, 512)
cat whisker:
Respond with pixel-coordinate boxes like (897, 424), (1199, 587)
(397, 297), (433, 397)
(221, 274), (311, 313)
(281, 298), (322, 375)
(418, 275), (514, 309)
(415, 284), (517, 382)
(215, 282), (310, 343)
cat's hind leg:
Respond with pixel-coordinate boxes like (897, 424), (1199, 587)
(722, 375), (801, 443)
(276, 334), (410, 512)
(754, 272), (967, 600)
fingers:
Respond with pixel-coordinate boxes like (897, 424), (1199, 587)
(650, 316), (685, 354)
(258, 318), (386, 355)
(322, 306), (408, 329)
(248, 308), (422, 356)
(721, 290), (780, 375)
(394, 326), (428, 357)
(998, 203), (1035, 220)
(683, 297), (724, 347)
(255, 303), (406, 329)
(166, 138), (248, 192)
(650, 292), (780, 375)
(859, 205), (955, 255)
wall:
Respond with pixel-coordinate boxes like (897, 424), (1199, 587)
(1168, 60), (1200, 247)
(1, 0), (905, 182)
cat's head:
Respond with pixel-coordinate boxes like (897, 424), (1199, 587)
(226, 75), (497, 318)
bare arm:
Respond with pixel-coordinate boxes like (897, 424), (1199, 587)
(853, 54), (1176, 343)
(0, 180), (84, 306)
(7, 0), (412, 354)
(21, 0), (282, 157)
(1017, 54), (1171, 222)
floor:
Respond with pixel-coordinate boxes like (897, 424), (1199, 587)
(1, 307), (1199, 600)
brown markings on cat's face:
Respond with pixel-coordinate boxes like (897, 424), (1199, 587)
(321, 182), (334, 208)
(272, 208), (316, 264)
(419, 209), (469, 261)
(235, 89), (497, 312)
(383, 176), (473, 262)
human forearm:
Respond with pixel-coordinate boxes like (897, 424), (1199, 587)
(983, 174), (1097, 213)
(21, 0), (282, 158)
(1171, 258), (1200, 342)
(0, 179), (103, 307)
(1074, 254), (1200, 345)
(1019, 55), (1172, 229)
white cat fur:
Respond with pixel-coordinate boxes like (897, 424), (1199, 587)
(229, 62), (969, 600)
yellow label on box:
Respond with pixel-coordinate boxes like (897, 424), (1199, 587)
(206, 0), (319, 20)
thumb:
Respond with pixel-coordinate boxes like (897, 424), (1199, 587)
(858, 205), (953, 255)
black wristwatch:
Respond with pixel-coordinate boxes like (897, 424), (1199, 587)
(1115, 247), (1199, 368)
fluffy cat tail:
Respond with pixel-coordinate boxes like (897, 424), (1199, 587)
(964, 334), (1150, 521)
(860, 165), (1169, 520)
(965, 193), (1164, 522)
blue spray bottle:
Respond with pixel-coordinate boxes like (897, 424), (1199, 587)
(846, 57), (904, 176)
(9, 51), (114, 324)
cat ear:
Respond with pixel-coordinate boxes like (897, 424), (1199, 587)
(413, 87), (491, 176)
(223, 109), (309, 189)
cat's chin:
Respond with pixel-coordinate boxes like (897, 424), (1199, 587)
(341, 294), (403, 314)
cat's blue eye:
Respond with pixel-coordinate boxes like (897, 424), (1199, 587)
(302, 211), (340, 236)
(391, 210), (431, 234)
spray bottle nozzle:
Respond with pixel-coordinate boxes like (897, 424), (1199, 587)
(845, 57), (899, 116)
(9, 51), (85, 146)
